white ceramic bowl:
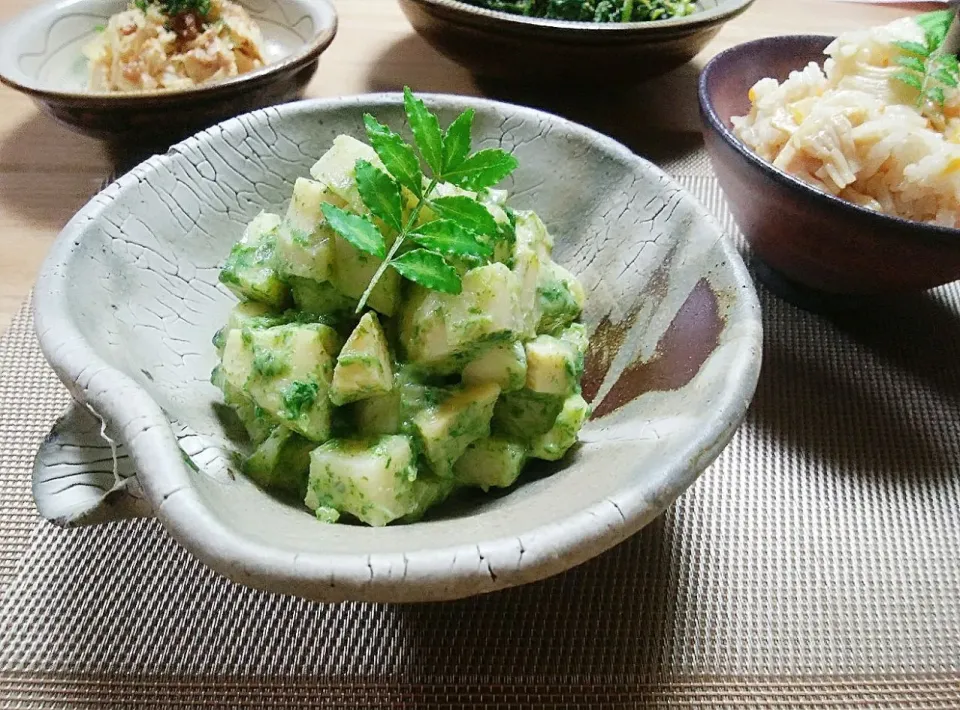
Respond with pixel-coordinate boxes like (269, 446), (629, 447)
(32, 94), (762, 602)
(0, 0), (337, 140)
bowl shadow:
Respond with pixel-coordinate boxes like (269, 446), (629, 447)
(749, 288), (960, 482)
(393, 514), (688, 678)
(0, 111), (109, 228)
(365, 35), (705, 165)
(363, 33), (480, 96)
(12, 508), (687, 689)
(826, 289), (960, 405)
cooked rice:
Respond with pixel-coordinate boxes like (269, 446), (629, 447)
(731, 17), (960, 227)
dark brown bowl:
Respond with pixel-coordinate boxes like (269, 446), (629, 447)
(397, 0), (755, 85)
(699, 35), (960, 298)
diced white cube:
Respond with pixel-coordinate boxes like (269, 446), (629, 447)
(306, 435), (422, 527)
(413, 382), (501, 477)
(330, 312), (394, 405)
(462, 341), (527, 392)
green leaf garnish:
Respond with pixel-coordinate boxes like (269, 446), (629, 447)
(894, 70), (924, 91)
(893, 11), (960, 118)
(320, 203), (386, 259)
(403, 87), (444, 177)
(934, 67), (959, 88)
(355, 159), (403, 233)
(897, 55), (927, 73)
(917, 9), (954, 50)
(409, 219), (492, 258)
(894, 40), (932, 57)
(327, 88), (519, 313)
(363, 114), (423, 197)
(442, 108), (475, 174)
(391, 249), (462, 294)
(927, 85), (947, 106)
(940, 53), (960, 72)
(441, 148), (519, 191)
(428, 195), (500, 238)
(134, 0), (212, 17)
(93, 22), (106, 31)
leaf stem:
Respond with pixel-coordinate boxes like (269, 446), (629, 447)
(355, 178), (439, 313)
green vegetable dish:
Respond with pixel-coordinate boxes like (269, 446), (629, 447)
(460, 0), (697, 23)
(211, 89), (591, 527)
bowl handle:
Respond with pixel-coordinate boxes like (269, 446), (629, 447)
(32, 402), (153, 527)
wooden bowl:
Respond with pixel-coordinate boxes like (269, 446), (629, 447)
(699, 35), (960, 299)
(397, 0), (755, 85)
(0, 0), (337, 142)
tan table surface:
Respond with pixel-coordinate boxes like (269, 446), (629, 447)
(0, 0), (931, 334)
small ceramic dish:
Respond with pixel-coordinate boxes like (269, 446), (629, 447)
(396, 0), (755, 85)
(700, 35), (960, 303)
(0, 0), (337, 141)
(32, 93), (761, 603)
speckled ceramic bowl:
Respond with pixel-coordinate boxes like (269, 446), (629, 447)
(397, 0), (755, 84)
(701, 35), (960, 303)
(0, 0), (337, 141)
(32, 94), (762, 602)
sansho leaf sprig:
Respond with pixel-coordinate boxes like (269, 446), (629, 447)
(893, 10), (960, 115)
(319, 87), (519, 312)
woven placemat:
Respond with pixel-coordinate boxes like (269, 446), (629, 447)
(1, 147), (959, 708)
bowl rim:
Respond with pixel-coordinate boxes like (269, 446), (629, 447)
(33, 92), (763, 602)
(0, 0), (337, 105)
(401, 0), (756, 34)
(698, 33), (960, 243)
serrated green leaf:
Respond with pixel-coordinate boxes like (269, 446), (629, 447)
(917, 9), (954, 51)
(938, 53), (960, 72)
(894, 70), (924, 91)
(894, 40), (932, 57)
(391, 249), (462, 294)
(410, 219), (492, 258)
(428, 195), (500, 238)
(934, 67), (959, 88)
(355, 159), (403, 233)
(442, 108), (475, 174)
(896, 55), (927, 73)
(320, 203), (386, 259)
(403, 87), (444, 177)
(363, 113), (423, 197)
(927, 85), (947, 106)
(442, 148), (519, 191)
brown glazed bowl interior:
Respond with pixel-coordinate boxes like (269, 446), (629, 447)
(699, 35), (960, 300)
(397, 0), (755, 85)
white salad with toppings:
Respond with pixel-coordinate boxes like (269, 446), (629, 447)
(211, 89), (591, 527)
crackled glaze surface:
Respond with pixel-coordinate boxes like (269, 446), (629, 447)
(9, 0), (317, 91)
(0, 0), (337, 140)
(33, 95), (762, 602)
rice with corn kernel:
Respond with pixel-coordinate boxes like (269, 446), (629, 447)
(732, 16), (960, 227)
